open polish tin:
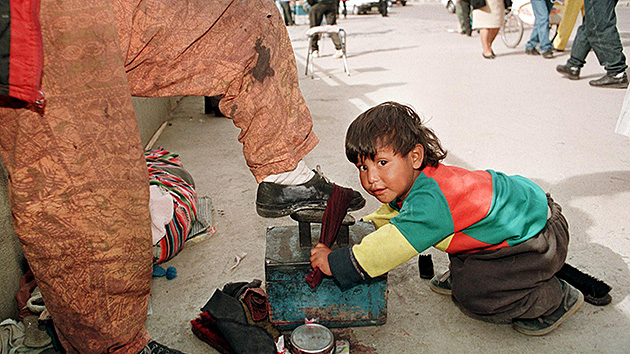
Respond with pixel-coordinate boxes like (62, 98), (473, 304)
(290, 323), (335, 354)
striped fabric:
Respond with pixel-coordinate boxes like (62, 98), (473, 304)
(146, 147), (198, 264)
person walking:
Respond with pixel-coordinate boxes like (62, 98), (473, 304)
(525, 0), (555, 58)
(472, 0), (505, 58)
(279, 0), (296, 25)
(556, 0), (628, 88)
(457, 0), (473, 36)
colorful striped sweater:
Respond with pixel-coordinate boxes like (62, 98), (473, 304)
(328, 163), (549, 287)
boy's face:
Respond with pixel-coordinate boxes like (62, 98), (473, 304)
(355, 144), (424, 204)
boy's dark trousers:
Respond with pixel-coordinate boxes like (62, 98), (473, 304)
(448, 195), (569, 324)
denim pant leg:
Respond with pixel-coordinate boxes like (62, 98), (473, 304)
(526, 0), (553, 51)
(567, 22), (592, 67)
(588, 0), (627, 74)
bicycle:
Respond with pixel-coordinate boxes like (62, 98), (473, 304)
(500, 0), (564, 48)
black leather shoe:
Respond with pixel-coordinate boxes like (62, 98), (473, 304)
(525, 48), (540, 55)
(542, 50), (554, 59)
(556, 64), (580, 80)
(256, 168), (366, 218)
(589, 72), (629, 89)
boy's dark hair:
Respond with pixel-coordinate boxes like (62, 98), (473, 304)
(345, 101), (447, 169)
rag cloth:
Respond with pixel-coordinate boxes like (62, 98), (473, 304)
(305, 185), (355, 288)
(191, 281), (277, 354)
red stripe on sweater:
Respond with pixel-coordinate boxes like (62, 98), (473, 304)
(422, 164), (493, 232)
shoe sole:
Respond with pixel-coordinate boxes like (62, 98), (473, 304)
(256, 198), (366, 218)
(558, 72), (580, 80)
(429, 282), (452, 296)
(589, 82), (629, 89)
(512, 290), (584, 336)
(556, 68), (580, 80)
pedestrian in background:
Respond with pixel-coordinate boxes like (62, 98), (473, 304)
(308, 0), (344, 58)
(278, 0), (296, 26)
(556, 0), (628, 88)
(525, 0), (554, 58)
(379, 0), (389, 16)
(340, 0), (348, 18)
(457, 0), (473, 36)
(472, 0), (505, 58)
(552, 0), (584, 51)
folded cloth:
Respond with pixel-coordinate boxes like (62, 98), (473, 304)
(241, 288), (269, 322)
(191, 312), (235, 354)
(192, 286), (277, 354)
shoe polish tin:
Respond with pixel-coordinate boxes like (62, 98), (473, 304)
(290, 323), (335, 354)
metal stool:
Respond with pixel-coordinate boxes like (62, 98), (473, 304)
(305, 25), (350, 78)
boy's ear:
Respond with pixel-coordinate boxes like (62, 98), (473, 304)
(411, 144), (424, 169)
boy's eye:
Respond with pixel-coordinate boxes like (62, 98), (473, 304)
(377, 160), (387, 166)
(357, 165), (367, 171)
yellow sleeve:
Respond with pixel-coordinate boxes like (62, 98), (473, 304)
(362, 203), (398, 229)
(352, 223), (419, 278)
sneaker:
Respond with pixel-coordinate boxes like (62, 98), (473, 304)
(429, 270), (452, 296)
(589, 72), (629, 89)
(139, 341), (185, 354)
(542, 50), (554, 59)
(525, 48), (540, 55)
(311, 50), (319, 58)
(256, 167), (366, 218)
(556, 64), (580, 80)
(333, 49), (344, 59)
(512, 279), (584, 336)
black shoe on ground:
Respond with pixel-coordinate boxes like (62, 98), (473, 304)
(139, 341), (185, 354)
(589, 72), (629, 89)
(256, 168), (366, 218)
(525, 48), (540, 55)
(542, 50), (554, 59)
(429, 270), (452, 296)
(512, 279), (584, 336)
(556, 64), (580, 80)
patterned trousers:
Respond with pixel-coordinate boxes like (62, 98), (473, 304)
(0, 0), (317, 352)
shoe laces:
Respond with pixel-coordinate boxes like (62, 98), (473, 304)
(314, 165), (331, 184)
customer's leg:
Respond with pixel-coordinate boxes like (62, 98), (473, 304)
(0, 1), (152, 352)
(119, 0), (319, 182)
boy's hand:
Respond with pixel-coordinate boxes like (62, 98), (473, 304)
(310, 243), (332, 276)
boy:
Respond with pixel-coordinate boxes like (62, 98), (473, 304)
(310, 101), (583, 336)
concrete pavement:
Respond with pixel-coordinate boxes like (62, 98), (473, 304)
(147, 3), (630, 353)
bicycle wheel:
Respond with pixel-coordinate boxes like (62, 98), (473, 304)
(501, 11), (524, 48)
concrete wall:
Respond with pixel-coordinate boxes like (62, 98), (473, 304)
(0, 96), (178, 321)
